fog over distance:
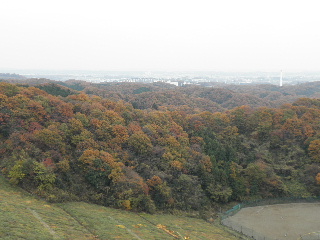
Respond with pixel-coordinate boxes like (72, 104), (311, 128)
(1, 0), (320, 72)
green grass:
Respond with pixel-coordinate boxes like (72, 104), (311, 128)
(0, 175), (95, 240)
(0, 175), (242, 240)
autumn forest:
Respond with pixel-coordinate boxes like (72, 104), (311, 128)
(1, 79), (320, 216)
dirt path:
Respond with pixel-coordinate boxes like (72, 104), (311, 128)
(27, 207), (59, 239)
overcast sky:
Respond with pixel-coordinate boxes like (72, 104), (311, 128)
(1, 0), (319, 72)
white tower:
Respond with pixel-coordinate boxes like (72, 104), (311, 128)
(280, 70), (283, 87)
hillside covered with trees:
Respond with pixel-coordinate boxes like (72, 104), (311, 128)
(1, 81), (320, 216)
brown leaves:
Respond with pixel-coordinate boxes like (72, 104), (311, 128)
(147, 176), (163, 187)
(78, 149), (124, 181)
(308, 140), (320, 162)
(316, 173), (320, 185)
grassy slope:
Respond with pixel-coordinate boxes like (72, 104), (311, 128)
(0, 175), (95, 240)
(0, 175), (242, 240)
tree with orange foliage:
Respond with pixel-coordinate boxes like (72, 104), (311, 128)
(316, 173), (320, 185)
(309, 140), (320, 162)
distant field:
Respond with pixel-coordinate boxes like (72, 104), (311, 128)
(223, 203), (320, 240)
(0, 175), (242, 240)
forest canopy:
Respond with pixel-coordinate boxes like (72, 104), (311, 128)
(1, 81), (320, 214)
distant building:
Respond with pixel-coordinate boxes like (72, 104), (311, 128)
(166, 80), (179, 86)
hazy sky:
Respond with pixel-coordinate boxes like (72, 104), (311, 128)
(1, 0), (319, 72)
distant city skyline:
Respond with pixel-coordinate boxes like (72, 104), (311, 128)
(1, 0), (320, 72)
(2, 69), (320, 87)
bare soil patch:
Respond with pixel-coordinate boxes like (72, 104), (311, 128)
(223, 203), (320, 240)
